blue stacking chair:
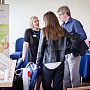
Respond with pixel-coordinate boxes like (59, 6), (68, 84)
(10, 37), (24, 60)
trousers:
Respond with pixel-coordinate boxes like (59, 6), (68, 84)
(63, 53), (81, 88)
(42, 61), (64, 90)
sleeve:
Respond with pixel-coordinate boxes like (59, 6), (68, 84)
(73, 21), (87, 40)
(68, 32), (80, 49)
(24, 29), (33, 45)
(24, 29), (30, 42)
(65, 30), (80, 55)
(36, 30), (46, 66)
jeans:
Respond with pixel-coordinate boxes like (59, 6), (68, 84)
(29, 66), (38, 90)
(29, 64), (43, 90)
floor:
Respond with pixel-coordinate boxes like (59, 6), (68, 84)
(34, 80), (90, 90)
(67, 78), (90, 90)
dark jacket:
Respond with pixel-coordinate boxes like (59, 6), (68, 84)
(36, 30), (79, 66)
(72, 40), (89, 56)
(68, 33), (89, 57)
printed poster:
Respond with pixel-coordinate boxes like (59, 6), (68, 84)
(0, 4), (9, 57)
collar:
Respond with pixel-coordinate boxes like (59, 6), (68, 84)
(62, 17), (72, 25)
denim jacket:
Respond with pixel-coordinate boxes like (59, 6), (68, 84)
(36, 30), (79, 66)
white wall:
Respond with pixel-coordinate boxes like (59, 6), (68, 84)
(5, 0), (90, 54)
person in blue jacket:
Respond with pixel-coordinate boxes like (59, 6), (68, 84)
(57, 5), (87, 90)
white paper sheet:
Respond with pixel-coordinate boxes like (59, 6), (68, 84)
(0, 53), (16, 87)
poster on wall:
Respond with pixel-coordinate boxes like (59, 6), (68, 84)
(0, 4), (9, 57)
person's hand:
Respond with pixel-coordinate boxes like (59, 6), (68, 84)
(17, 58), (23, 64)
(36, 64), (41, 70)
(15, 58), (23, 70)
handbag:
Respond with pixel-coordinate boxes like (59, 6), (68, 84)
(13, 69), (23, 90)
(14, 62), (38, 90)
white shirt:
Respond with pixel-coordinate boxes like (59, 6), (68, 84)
(44, 62), (61, 69)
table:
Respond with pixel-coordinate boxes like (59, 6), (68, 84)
(0, 60), (16, 87)
(79, 51), (90, 78)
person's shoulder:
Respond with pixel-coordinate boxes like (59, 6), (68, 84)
(24, 28), (33, 35)
(64, 29), (69, 36)
(26, 28), (32, 31)
(59, 26), (68, 37)
(71, 17), (81, 24)
(25, 28), (33, 32)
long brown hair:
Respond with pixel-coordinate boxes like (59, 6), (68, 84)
(43, 11), (65, 40)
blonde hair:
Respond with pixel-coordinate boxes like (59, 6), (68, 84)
(29, 16), (38, 28)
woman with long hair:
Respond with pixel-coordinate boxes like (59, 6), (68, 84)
(36, 11), (79, 90)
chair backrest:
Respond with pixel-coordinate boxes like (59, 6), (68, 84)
(15, 37), (24, 52)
